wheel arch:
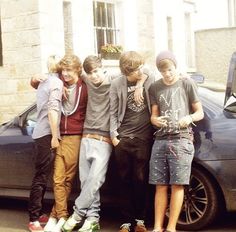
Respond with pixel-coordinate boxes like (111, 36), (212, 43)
(192, 161), (226, 211)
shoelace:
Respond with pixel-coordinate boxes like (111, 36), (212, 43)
(120, 223), (131, 230)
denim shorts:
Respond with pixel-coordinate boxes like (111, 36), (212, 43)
(149, 138), (194, 185)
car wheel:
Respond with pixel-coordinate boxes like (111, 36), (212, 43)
(166, 166), (220, 231)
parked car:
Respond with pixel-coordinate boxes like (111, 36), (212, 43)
(0, 52), (236, 231)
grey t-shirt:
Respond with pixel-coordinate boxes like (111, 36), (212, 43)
(82, 73), (114, 137)
(149, 77), (200, 139)
(62, 83), (77, 116)
(32, 73), (63, 139)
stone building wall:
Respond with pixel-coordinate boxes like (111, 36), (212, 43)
(0, 0), (65, 124)
(0, 0), (41, 123)
(195, 27), (236, 84)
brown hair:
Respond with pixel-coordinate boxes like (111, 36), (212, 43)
(157, 59), (175, 72)
(83, 55), (102, 74)
(119, 51), (144, 76)
(59, 54), (82, 76)
(47, 55), (60, 73)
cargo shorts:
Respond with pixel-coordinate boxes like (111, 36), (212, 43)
(149, 138), (194, 185)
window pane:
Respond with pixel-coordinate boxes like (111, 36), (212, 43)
(106, 29), (112, 44)
(96, 28), (105, 53)
(95, 2), (106, 27)
(107, 3), (114, 28)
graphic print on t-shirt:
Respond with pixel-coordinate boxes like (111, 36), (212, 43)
(127, 85), (146, 112)
(158, 86), (182, 134)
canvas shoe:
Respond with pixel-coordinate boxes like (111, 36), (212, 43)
(62, 214), (81, 232)
(78, 219), (100, 232)
(134, 220), (148, 232)
(53, 217), (66, 232)
(28, 221), (44, 232)
(119, 223), (131, 232)
(44, 217), (57, 231)
(38, 214), (49, 226)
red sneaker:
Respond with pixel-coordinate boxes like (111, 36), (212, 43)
(28, 221), (44, 232)
(39, 214), (49, 225)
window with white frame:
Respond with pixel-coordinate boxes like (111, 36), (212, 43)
(93, 0), (120, 54)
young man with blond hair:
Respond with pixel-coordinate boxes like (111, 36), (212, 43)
(30, 54), (88, 232)
(28, 55), (63, 232)
(149, 51), (204, 232)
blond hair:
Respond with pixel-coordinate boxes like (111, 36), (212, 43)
(47, 55), (60, 73)
(119, 51), (144, 76)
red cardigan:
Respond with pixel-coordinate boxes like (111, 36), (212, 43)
(60, 78), (88, 135)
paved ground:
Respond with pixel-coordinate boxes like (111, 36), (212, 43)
(0, 198), (236, 232)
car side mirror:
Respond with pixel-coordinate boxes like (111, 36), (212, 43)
(190, 73), (205, 84)
(223, 94), (236, 118)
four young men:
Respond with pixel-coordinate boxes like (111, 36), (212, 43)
(29, 50), (203, 232)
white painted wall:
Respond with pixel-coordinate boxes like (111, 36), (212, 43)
(38, 0), (65, 72)
(71, 0), (95, 61)
(153, 0), (195, 73)
(194, 0), (229, 30)
(120, 0), (138, 50)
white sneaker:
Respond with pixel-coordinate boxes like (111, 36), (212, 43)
(78, 219), (100, 232)
(44, 217), (57, 232)
(53, 218), (66, 232)
(62, 214), (81, 232)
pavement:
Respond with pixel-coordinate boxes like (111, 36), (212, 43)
(1, 197), (236, 232)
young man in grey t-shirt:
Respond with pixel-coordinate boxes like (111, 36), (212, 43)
(149, 51), (204, 232)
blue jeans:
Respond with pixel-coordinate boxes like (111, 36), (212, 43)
(73, 137), (112, 220)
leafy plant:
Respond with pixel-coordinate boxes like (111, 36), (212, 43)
(101, 44), (123, 53)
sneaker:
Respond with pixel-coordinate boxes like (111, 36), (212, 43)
(39, 214), (49, 226)
(53, 217), (66, 232)
(28, 221), (44, 232)
(78, 219), (100, 232)
(44, 217), (57, 231)
(119, 223), (131, 232)
(134, 220), (147, 232)
(62, 214), (81, 232)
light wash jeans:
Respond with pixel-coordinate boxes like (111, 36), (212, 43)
(73, 137), (112, 220)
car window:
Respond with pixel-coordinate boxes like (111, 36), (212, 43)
(24, 108), (37, 135)
(25, 108), (37, 126)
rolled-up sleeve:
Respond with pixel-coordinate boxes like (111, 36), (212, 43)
(48, 81), (63, 111)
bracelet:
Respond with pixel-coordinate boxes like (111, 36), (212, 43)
(135, 85), (143, 89)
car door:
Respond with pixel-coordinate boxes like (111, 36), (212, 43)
(0, 106), (39, 191)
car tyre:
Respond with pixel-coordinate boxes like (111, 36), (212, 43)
(166, 166), (220, 231)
